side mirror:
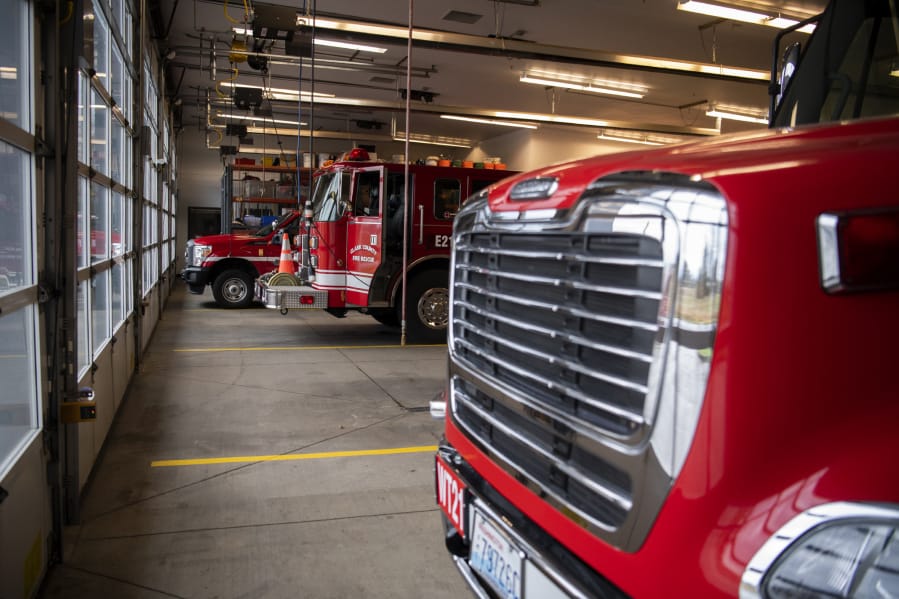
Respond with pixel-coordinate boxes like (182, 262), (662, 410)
(778, 42), (801, 105)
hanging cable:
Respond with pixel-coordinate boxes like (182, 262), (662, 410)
(400, 0), (413, 346)
(222, 0), (250, 25)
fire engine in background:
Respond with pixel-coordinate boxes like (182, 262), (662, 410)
(181, 210), (302, 308)
(255, 149), (516, 343)
(434, 1), (899, 598)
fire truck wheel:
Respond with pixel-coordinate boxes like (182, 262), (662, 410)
(406, 270), (449, 344)
(212, 269), (254, 309)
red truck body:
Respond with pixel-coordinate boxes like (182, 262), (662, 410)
(181, 211), (301, 308)
(257, 152), (516, 342)
(435, 2), (899, 596)
(437, 117), (899, 598)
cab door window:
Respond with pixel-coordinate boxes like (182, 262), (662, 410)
(434, 178), (461, 221)
(354, 170), (381, 216)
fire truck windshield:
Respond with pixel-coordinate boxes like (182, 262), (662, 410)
(312, 171), (352, 222)
(772, 0), (899, 127)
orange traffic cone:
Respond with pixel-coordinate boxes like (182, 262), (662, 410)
(277, 232), (294, 274)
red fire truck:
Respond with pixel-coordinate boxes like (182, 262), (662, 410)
(434, 1), (899, 597)
(181, 210), (302, 308)
(255, 150), (516, 343)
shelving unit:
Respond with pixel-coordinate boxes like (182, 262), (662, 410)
(221, 163), (312, 232)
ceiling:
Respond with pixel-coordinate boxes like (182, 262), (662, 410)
(151, 0), (828, 154)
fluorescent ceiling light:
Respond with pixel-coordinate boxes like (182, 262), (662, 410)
(495, 111), (608, 128)
(706, 104), (769, 125)
(598, 129), (682, 146)
(440, 115), (538, 129)
(313, 39), (387, 54)
(520, 75), (646, 99)
(393, 133), (472, 148)
(598, 133), (663, 146)
(677, 1), (816, 34)
(0, 67), (17, 80)
(216, 112), (307, 127)
(218, 81), (335, 100)
(233, 28), (387, 53)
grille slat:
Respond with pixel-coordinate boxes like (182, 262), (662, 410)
(457, 262), (663, 301)
(456, 298), (655, 365)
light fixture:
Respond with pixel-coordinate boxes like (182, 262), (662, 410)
(706, 103), (769, 125)
(233, 28), (387, 53)
(313, 38), (387, 54)
(218, 81), (336, 101)
(440, 115), (538, 129)
(216, 112), (308, 127)
(495, 111), (609, 128)
(597, 129), (681, 146)
(891, 62), (899, 77)
(677, 1), (816, 34)
(392, 133), (472, 148)
(520, 73), (646, 99)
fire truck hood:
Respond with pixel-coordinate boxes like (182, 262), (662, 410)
(489, 116), (899, 212)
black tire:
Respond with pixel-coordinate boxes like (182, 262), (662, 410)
(212, 269), (255, 308)
(405, 270), (449, 344)
(369, 308), (400, 328)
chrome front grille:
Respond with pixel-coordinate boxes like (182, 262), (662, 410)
(454, 231), (662, 438)
(449, 173), (728, 550)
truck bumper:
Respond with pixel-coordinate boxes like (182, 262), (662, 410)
(180, 267), (209, 293)
(255, 280), (329, 310)
(435, 442), (629, 599)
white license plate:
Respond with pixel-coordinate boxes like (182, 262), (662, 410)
(469, 507), (524, 599)
(435, 455), (467, 537)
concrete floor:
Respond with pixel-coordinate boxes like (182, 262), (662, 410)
(38, 282), (465, 599)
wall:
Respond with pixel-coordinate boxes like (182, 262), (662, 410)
(466, 126), (643, 173)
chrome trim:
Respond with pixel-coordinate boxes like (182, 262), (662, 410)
(448, 173), (728, 551)
(739, 502), (899, 599)
(816, 213), (840, 291)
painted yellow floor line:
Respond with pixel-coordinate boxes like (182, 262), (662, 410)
(151, 445), (439, 468)
(173, 343), (444, 353)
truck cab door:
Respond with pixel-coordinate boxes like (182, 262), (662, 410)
(346, 166), (385, 306)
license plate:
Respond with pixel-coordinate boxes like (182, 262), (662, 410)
(469, 507), (524, 599)
(435, 454), (467, 537)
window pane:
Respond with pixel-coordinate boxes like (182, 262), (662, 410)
(77, 281), (90, 375)
(90, 182), (109, 263)
(91, 269), (109, 356)
(0, 141), (32, 293)
(90, 88), (108, 175)
(111, 191), (124, 257)
(110, 42), (124, 108)
(110, 116), (123, 183)
(111, 261), (123, 327)
(92, 6), (109, 88)
(0, 305), (39, 476)
(0, 0), (30, 130)
(78, 73), (88, 164)
(77, 176), (88, 269)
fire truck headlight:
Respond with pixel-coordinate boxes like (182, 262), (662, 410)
(191, 244), (212, 266)
(740, 502), (899, 599)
